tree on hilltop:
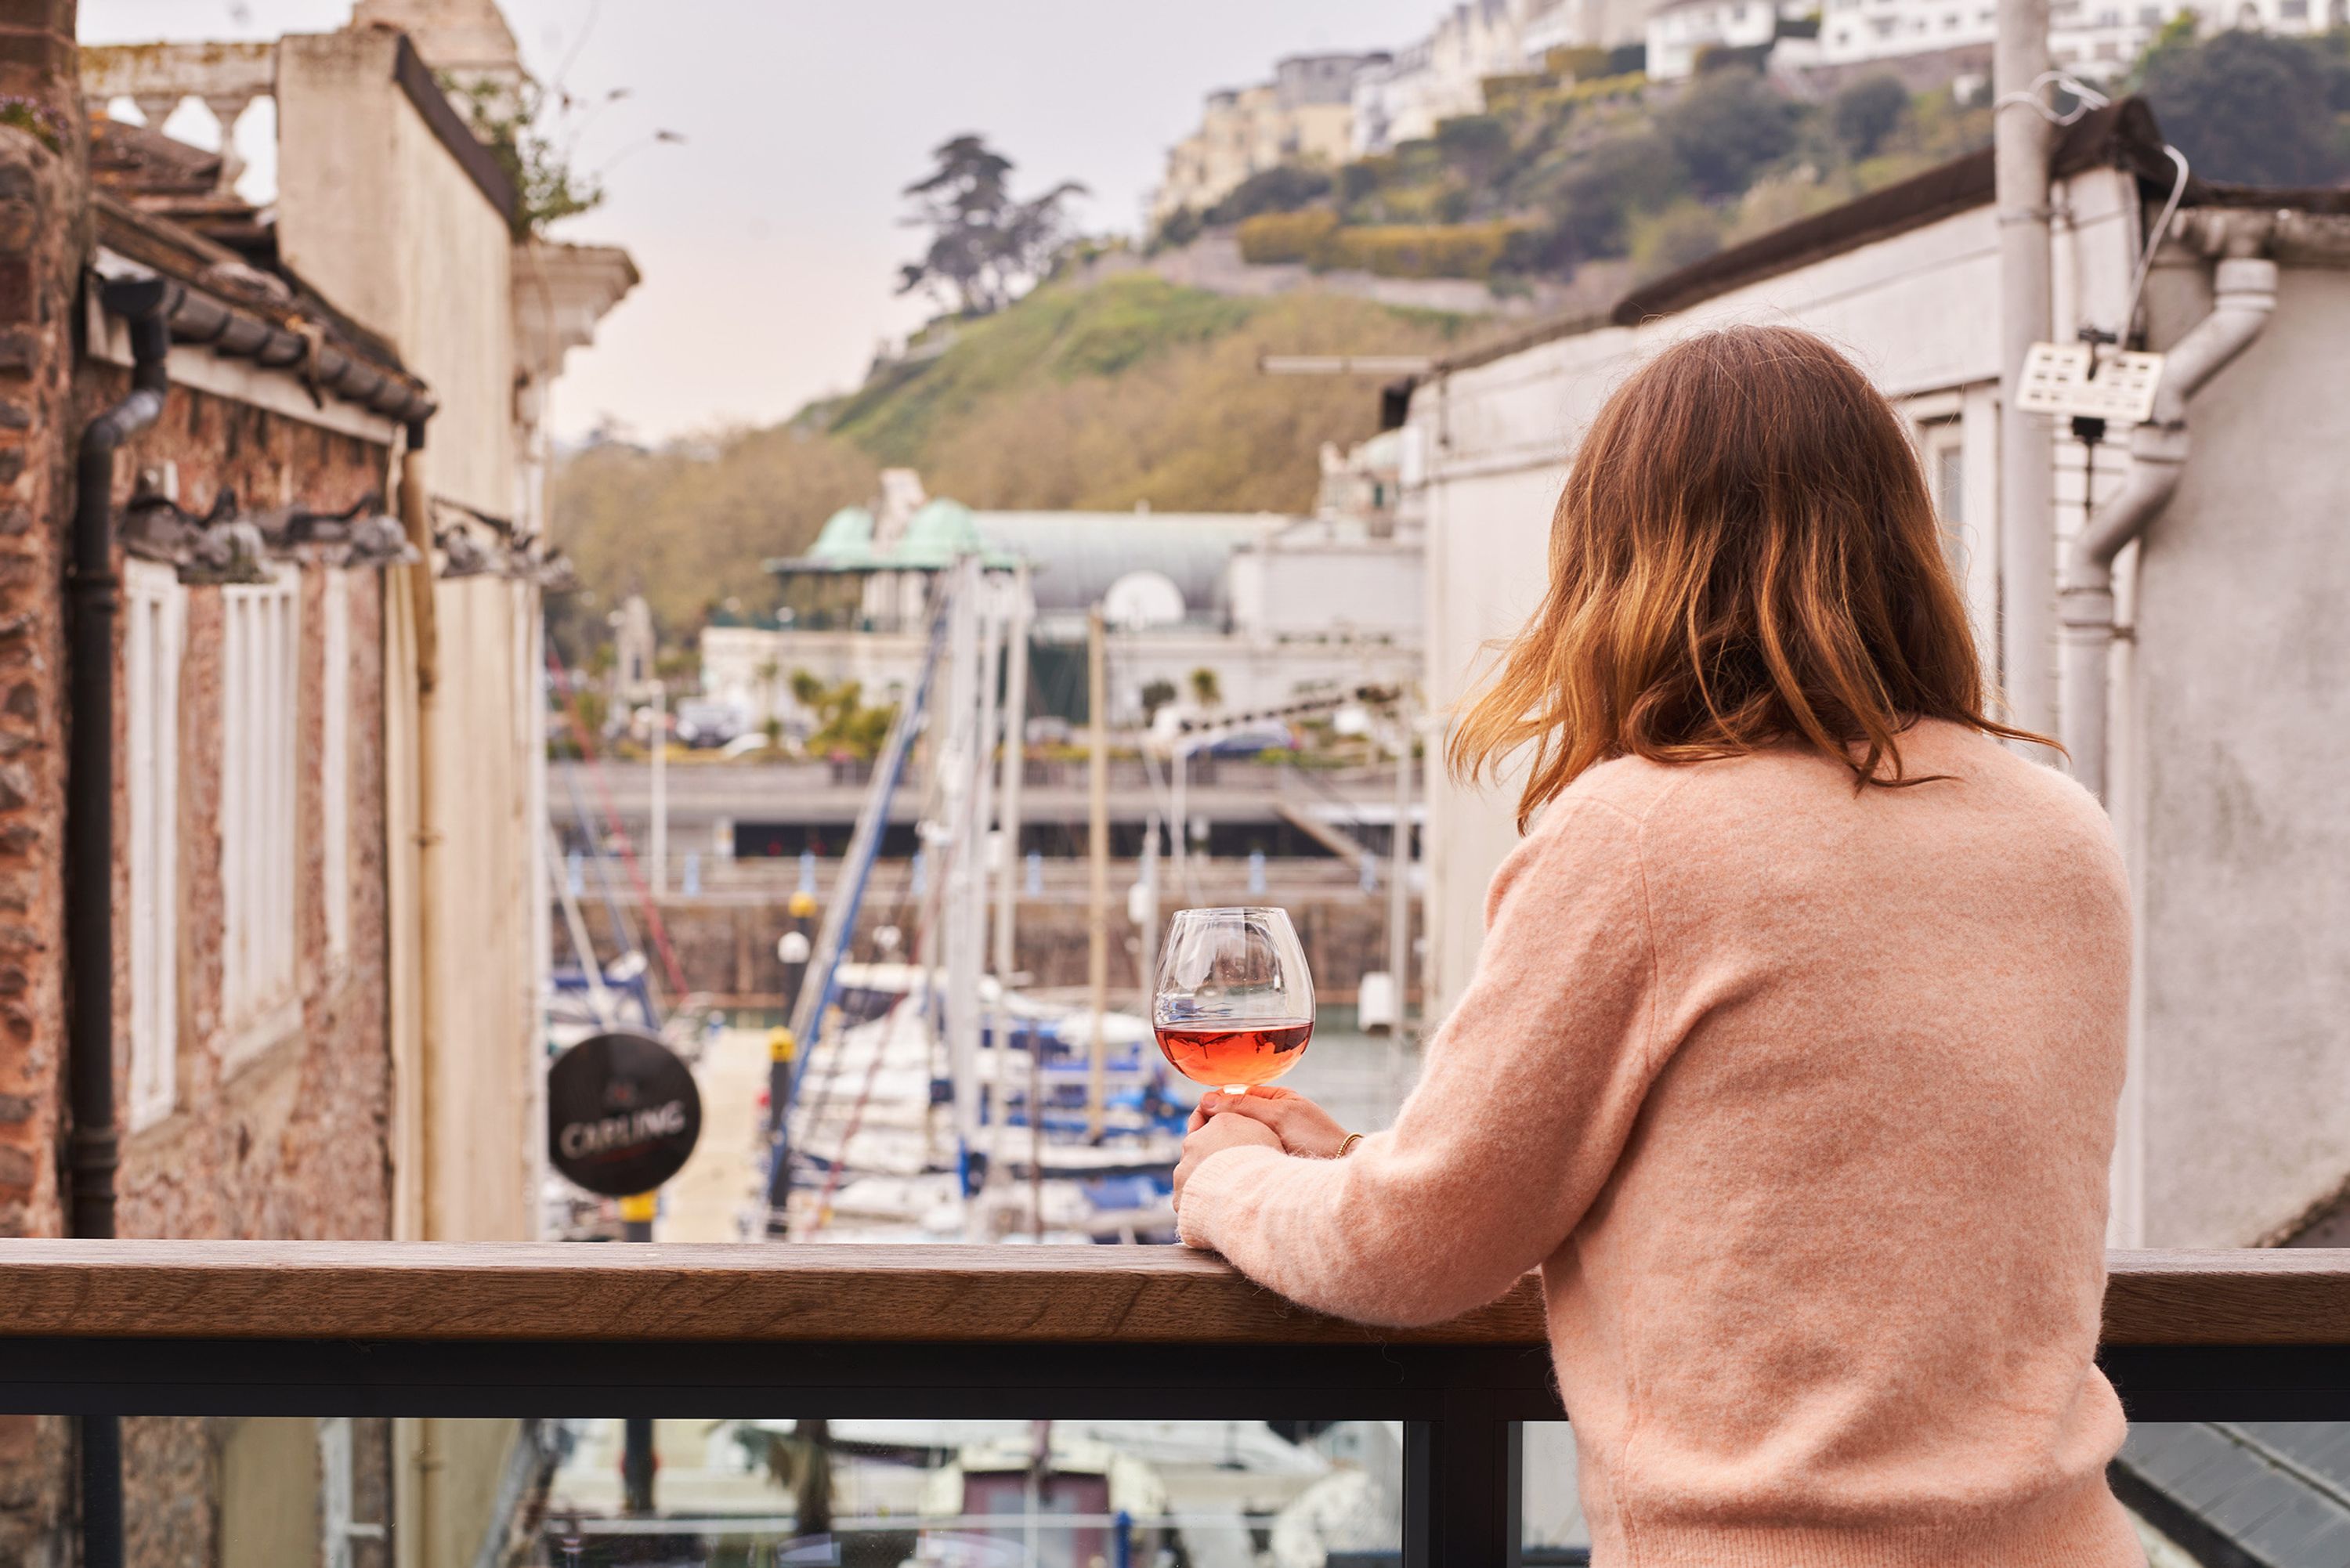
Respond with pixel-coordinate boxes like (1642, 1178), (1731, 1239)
(1831, 76), (1912, 160)
(2138, 28), (2350, 187)
(1659, 69), (1802, 198)
(898, 135), (1088, 316)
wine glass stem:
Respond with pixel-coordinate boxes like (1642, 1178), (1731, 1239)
(1223, 1086), (1247, 1098)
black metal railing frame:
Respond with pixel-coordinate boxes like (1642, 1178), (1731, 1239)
(5, 1331), (2350, 1566)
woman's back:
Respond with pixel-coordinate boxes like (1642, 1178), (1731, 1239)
(1171, 327), (2145, 1566)
(1179, 721), (2140, 1565)
(1547, 721), (2134, 1562)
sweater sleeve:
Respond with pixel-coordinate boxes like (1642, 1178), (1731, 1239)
(1175, 794), (1664, 1327)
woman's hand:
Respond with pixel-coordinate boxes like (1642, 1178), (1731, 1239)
(1173, 1110), (1281, 1211)
(1186, 1086), (1352, 1159)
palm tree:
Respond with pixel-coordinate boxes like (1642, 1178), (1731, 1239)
(755, 657), (782, 726)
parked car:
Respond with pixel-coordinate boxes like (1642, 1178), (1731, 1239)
(1204, 723), (1295, 759)
(674, 701), (745, 749)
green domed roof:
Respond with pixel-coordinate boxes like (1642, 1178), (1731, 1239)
(894, 499), (1013, 569)
(807, 506), (877, 565)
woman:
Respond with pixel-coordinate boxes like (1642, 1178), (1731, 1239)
(1173, 327), (2142, 1566)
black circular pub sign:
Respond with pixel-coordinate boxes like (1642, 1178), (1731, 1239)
(548, 1030), (703, 1198)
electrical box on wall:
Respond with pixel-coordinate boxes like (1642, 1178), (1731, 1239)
(2018, 342), (2166, 424)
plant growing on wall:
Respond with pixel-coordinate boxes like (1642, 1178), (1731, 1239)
(447, 75), (682, 240)
(0, 95), (63, 154)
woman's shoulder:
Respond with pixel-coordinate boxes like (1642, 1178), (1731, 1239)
(1541, 750), (1697, 828)
(1539, 722), (2120, 862)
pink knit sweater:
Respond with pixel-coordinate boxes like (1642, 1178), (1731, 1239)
(1178, 722), (2142, 1567)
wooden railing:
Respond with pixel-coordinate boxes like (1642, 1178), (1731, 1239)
(3, 1241), (2349, 1566)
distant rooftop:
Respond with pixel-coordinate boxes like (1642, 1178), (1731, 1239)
(768, 502), (1289, 616)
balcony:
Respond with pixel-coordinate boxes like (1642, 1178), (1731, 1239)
(1, 1241), (2347, 1566)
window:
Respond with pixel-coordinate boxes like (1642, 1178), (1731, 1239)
(124, 562), (183, 1131)
(221, 568), (299, 1031)
(321, 571), (350, 963)
(1920, 417), (1969, 580)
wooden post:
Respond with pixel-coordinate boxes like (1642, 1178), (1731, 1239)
(1086, 607), (1109, 1141)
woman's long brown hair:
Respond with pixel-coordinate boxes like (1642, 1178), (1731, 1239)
(1449, 325), (2046, 829)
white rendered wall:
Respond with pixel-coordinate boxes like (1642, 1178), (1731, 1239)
(2122, 260), (2350, 1246)
(1412, 170), (2139, 1020)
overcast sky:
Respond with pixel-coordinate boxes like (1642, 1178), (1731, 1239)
(81, 1), (1441, 443)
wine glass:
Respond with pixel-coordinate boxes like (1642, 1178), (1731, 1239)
(1152, 907), (1314, 1099)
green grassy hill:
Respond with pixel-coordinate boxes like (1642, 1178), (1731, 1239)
(550, 274), (1478, 648)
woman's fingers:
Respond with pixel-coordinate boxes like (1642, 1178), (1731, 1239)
(1189, 1085), (1291, 1133)
(1198, 1093), (1287, 1129)
(1195, 1089), (1349, 1158)
(1174, 1110), (1283, 1211)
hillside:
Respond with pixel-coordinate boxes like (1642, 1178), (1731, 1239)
(1170, 26), (2350, 290)
(550, 274), (1479, 645)
(1166, 63), (2001, 287)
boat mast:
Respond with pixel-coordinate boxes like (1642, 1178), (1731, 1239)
(992, 562), (1030, 980)
(942, 555), (985, 1198)
(1086, 605), (1110, 1142)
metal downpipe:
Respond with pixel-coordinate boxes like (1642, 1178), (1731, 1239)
(2059, 254), (2277, 801)
(1994, 0), (2056, 740)
(67, 276), (172, 1568)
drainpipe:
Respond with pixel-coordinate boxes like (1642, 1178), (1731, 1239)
(67, 276), (172, 1568)
(2058, 235), (2277, 803)
(396, 414), (439, 1234)
(394, 414), (443, 1568)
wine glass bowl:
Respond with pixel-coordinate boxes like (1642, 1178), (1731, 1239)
(1152, 907), (1314, 1097)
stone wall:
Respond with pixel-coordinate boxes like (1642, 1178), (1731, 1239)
(0, 5), (89, 1558)
(81, 370), (397, 1248)
(0, 16), (406, 1541)
(78, 378), (399, 1568)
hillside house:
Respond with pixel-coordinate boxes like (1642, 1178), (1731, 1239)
(1645, 0), (1816, 78)
(1150, 52), (1390, 228)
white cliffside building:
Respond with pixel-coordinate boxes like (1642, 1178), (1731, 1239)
(1523, 0), (1658, 55)
(1810, 0), (2337, 77)
(1647, 0), (1813, 78)
(1352, 0), (1536, 154)
(1150, 52), (1387, 228)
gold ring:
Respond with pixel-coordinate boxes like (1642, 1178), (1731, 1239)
(1338, 1131), (1365, 1158)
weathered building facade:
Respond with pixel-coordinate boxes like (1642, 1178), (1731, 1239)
(0, 0), (634, 1562)
(0, 83), (425, 1568)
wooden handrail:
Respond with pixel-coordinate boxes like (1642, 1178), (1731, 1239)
(0, 1241), (2345, 1346)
